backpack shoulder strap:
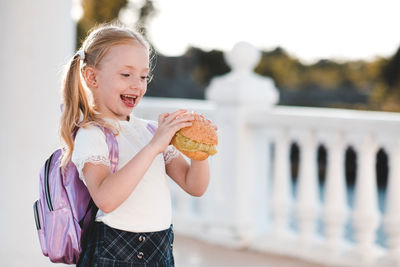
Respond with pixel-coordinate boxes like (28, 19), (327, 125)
(73, 125), (119, 174)
(146, 121), (157, 135)
(99, 126), (118, 174)
(78, 125), (119, 248)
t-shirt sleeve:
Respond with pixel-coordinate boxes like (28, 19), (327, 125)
(146, 120), (181, 165)
(163, 145), (180, 165)
(71, 125), (110, 184)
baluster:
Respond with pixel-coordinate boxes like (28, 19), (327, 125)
(383, 138), (400, 261)
(247, 128), (270, 236)
(270, 129), (292, 237)
(351, 134), (380, 260)
(322, 132), (348, 251)
(173, 185), (195, 235)
(295, 130), (319, 242)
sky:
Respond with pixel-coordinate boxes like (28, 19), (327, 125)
(75, 0), (400, 64)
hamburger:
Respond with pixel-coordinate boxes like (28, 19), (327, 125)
(171, 114), (218, 160)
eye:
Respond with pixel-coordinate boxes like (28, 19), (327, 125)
(142, 74), (153, 83)
(121, 73), (130, 77)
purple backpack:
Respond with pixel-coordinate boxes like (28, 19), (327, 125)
(33, 126), (118, 264)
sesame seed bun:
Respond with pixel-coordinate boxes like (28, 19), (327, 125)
(171, 114), (218, 160)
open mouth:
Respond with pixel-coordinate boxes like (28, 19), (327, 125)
(120, 94), (137, 107)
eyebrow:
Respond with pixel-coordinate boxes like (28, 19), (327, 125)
(123, 65), (149, 71)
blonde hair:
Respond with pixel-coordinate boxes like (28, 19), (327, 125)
(60, 23), (150, 167)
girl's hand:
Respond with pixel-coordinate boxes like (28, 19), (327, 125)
(149, 109), (194, 153)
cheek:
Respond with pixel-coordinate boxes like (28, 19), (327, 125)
(102, 87), (120, 103)
(141, 85), (147, 95)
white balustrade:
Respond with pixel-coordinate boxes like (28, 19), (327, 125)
(133, 42), (400, 267)
(382, 137), (400, 263)
(202, 42), (278, 247)
(270, 129), (292, 238)
(321, 132), (348, 252)
(251, 128), (293, 255)
(350, 134), (381, 262)
(171, 185), (196, 235)
(294, 130), (320, 244)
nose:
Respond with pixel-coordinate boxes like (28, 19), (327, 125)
(130, 75), (143, 90)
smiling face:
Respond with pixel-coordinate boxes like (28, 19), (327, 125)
(87, 42), (150, 121)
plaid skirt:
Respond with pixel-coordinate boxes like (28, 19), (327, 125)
(77, 222), (175, 267)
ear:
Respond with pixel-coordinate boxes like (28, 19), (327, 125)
(83, 66), (98, 88)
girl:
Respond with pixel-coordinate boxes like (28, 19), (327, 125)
(60, 23), (212, 266)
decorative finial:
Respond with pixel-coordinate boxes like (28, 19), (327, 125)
(224, 42), (261, 72)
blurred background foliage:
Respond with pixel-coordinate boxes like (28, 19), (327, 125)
(76, 0), (400, 112)
(76, 0), (128, 48)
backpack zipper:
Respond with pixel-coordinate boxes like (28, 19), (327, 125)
(33, 200), (41, 230)
(44, 154), (54, 211)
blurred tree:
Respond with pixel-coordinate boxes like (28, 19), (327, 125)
(135, 0), (156, 38)
(378, 46), (400, 111)
(188, 47), (230, 86)
(303, 60), (344, 90)
(382, 46), (400, 89)
(76, 0), (128, 48)
(74, 0), (400, 111)
(76, 0), (157, 48)
(255, 47), (303, 90)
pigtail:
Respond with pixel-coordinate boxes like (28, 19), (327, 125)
(60, 53), (94, 167)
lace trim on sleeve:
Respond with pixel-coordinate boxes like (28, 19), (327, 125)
(75, 155), (110, 180)
(163, 145), (180, 165)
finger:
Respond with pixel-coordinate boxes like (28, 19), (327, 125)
(158, 113), (169, 123)
(177, 113), (195, 121)
(159, 113), (172, 126)
(169, 114), (195, 126)
(173, 121), (193, 132)
(170, 109), (188, 118)
(175, 113), (194, 120)
(165, 109), (189, 123)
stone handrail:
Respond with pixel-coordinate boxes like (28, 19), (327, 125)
(135, 97), (400, 267)
(134, 42), (400, 266)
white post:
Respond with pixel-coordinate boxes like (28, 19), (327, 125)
(295, 130), (319, 243)
(382, 137), (400, 263)
(321, 132), (348, 252)
(251, 128), (293, 254)
(248, 128), (270, 234)
(205, 42), (279, 247)
(350, 134), (381, 262)
(270, 129), (292, 237)
(172, 185), (196, 235)
(202, 104), (253, 246)
(0, 1), (74, 266)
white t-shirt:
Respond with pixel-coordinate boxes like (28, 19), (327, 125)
(71, 115), (180, 233)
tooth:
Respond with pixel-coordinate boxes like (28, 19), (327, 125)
(123, 95), (137, 99)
